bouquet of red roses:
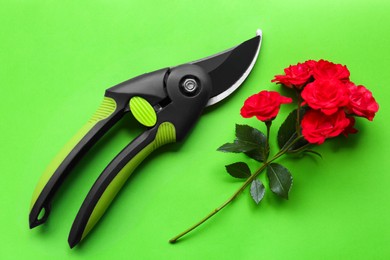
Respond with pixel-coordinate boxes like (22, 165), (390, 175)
(170, 60), (379, 243)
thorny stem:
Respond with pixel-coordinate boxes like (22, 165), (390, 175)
(169, 135), (303, 244)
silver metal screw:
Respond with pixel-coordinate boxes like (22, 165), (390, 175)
(182, 78), (198, 93)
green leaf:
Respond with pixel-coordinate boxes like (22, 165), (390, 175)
(225, 162), (251, 179)
(277, 108), (308, 151)
(244, 148), (266, 162)
(250, 179), (265, 204)
(277, 109), (297, 149)
(236, 124), (267, 162)
(217, 140), (259, 153)
(266, 163), (293, 199)
(236, 124), (266, 145)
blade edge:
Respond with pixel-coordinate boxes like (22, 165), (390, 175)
(205, 29), (263, 107)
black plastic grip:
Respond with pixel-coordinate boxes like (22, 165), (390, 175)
(68, 123), (175, 247)
(29, 101), (125, 228)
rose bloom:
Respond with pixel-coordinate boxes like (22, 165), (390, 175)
(304, 60), (317, 69)
(301, 79), (349, 115)
(313, 60), (350, 81)
(240, 90), (292, 122)
(346, 82), (379, 121)
(271, 60), (315, 89)
(342, 116), (358, 137)
(301, 109), (351, 145)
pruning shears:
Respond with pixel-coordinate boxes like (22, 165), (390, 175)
(29, 29), (262, 248)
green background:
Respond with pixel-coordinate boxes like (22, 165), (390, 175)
(1, 0), (389, 259)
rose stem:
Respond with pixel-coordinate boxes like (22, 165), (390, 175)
(296, 90), (302, 133)
(169, 136), (302, 244)
(169, 162), (268, 244)
(265, 120), (272, 160)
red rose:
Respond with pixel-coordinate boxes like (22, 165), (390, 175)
(301, 109), (350, 145)
(346, 82), (379, 121)
(313, 60), (350, 81)
(241, 90), (292, 122)
(304, 59), (317, 69)
(301, 79), (349, 115)
(342, 116), (358, 137)
(271, 60), (314, 89)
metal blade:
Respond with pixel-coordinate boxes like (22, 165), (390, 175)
(191, 29), (262, 107)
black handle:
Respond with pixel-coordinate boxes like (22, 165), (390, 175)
(68, 122), (176, 248)
(29, 97), (125, 228)
(67, 64), (213, 247)
(29, 68), (170, 228)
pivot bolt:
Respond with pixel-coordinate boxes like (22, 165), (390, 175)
(180, 77), (200, 96)
(182, 78), (198, 93)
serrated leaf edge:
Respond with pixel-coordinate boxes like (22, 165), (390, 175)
(250, 179), (265, 204)
(225, 162), (251, 179)
(267, 163), (293, 199)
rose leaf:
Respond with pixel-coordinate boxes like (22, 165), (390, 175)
(225, 162), (251, 179)
(277, 108), (308, 151)
(235, 124), (267, 162)
(266, 163), (293, 199)
(217, 140), (259, 153)
(250, 179), (265, 204)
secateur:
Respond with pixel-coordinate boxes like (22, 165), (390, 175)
(29, 29), (262, 248)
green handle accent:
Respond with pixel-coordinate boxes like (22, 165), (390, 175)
(81, 122), (176, 239)
(129, 96), (157, 127)
(30, 97), (117, 210)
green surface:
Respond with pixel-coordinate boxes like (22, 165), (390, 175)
(0, 0), (389, 259)
(83, 122), (176, 240)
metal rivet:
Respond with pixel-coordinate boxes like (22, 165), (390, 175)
(182, 78), (198, 93)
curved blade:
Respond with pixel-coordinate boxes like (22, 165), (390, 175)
(191, 29), (262, 107)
